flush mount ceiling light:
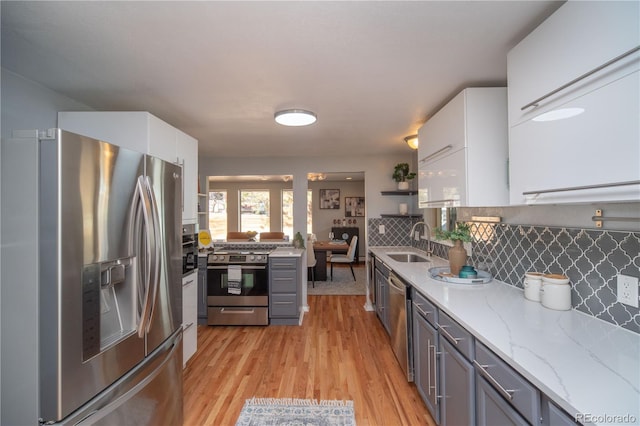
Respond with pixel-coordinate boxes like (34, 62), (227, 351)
(274, 109), (317, 126)
(404, 134), (419, 150)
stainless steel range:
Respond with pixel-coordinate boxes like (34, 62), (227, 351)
(207, 251), (270, 325)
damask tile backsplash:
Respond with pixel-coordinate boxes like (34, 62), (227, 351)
(369, 217), (640, 334)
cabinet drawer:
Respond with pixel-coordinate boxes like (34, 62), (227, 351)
(412, 289), (438, 327)
(270, 258), (298, 269)
(475, 341), (540, 424)
(270, 294), (298, 317)
(437, 310), (473, 360)
(270, 270), (297, 293)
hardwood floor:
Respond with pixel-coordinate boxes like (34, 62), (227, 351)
(183, 295), (435, 425)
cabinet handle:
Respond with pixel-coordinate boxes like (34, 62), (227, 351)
(182, 322), (194, 331)
(419, 144), (453, 164)
(438, 325), (461, 345)
(427, 338), (432, 396)
(473, 360), (515, 401)
(413, 302), (432, 318)
(520, 45), (640, 111)
(433, 343), (442, 401)
(183, 279), (195, 287)
(523, 180), (640, 196)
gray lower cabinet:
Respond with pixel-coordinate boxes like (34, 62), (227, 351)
(197, 255), (208, 325)
(541, 396), (579, 425)
(412, 301), (440, 424)
(476, 375), (528, 426)
(269, 256), (300, 325)
(474, 341), (540, 425)
(440, 337), (475, 425)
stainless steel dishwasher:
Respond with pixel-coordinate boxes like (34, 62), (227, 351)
(388, 271), (413, 382)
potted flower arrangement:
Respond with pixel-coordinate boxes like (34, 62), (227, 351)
(434, 222), (472, 276)
(392, 163), (416, 190)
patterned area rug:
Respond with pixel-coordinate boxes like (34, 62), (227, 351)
(307, 265), (367, 295)
(236, 398), (356, 426)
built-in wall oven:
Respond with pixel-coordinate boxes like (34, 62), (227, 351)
(182, 224), (197, 276)
(207, 251), (270, 325)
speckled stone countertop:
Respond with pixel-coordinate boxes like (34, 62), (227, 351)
(369, 246), (639, 425)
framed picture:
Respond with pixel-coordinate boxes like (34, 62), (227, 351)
(345, 197), (365, 217)
(319, 189), (340, 209)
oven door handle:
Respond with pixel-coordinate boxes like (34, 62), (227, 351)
(207, 265), (267, 270)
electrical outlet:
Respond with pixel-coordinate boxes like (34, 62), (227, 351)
(617, 274), (639, 308)
(378, 224), (385, 234)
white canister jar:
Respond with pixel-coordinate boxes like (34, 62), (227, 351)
(523, 272), (544, 302)
(540, 274), (571, 310)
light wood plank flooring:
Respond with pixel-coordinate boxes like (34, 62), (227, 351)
(183, 295), (435, 425)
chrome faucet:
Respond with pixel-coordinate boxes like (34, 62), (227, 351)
(409, 221), (432, 256)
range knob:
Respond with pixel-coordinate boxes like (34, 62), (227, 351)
(250, 255), (256, 261)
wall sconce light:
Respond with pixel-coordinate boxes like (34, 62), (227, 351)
(404, 134), (419, 150)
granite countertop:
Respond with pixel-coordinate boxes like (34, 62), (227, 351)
(369, 246), (640, 425)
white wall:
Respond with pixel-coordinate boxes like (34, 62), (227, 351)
(0, 69), (93, 424)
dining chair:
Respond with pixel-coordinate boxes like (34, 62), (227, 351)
(226, 231), (249, 241)
(259, 231), (285, 241)
(307, 246), (317, 287)
(329, 236), (358, 281)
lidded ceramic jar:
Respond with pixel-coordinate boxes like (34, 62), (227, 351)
(459, 265), (477, 279)
(540, 274), (571, 310)
(523, 272), (544, 302)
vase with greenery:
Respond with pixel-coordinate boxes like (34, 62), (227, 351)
(293, 232), (305, 249)
(392, 163), (416, 190)
(434, 222), (472, 276)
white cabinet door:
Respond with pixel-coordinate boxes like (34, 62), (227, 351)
(418, 91), (466, 166)
(58, 111), (149, 154)
(182, 272), (197, 367)
(418, 149), (467, 208)
(508, 2), (639, 127)
(507, 1), (640, 205)
(176, 130), (198, 224)
(509, 71), (640, 205)
(147, 114), (177, 163)
(417, 88), (508, 208)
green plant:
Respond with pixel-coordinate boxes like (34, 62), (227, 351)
(392, 163), (416, 182)
(434, 222), (472, 243)
(293, 231), (305, 249)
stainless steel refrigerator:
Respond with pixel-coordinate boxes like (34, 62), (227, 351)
(1, 129), (183, 425)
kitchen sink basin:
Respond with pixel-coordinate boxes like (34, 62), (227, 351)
(387, 253), (430, 263)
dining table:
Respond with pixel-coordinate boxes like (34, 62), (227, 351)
(311, 240), (349, 281)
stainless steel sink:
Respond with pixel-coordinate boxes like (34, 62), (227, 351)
(387, 253), (430, 263)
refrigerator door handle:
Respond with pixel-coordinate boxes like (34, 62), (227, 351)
(143, 176), (162, 333)
(135, 176), (155, 338)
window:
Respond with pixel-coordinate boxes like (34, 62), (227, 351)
(208, 191), (227, 240)
(282, 189), (313, 240)
(240, 190), (270, 233)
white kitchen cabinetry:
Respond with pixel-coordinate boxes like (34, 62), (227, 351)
(417, 88), (508, 208)
(58, 111), (199, 223)
(182, 271), (198, 367)
(507, 1), (640, 205)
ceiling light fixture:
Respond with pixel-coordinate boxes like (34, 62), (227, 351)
(404, 134), (419, 150)
(274, 109), (317, 126)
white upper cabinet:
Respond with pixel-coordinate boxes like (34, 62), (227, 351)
(507, 2), (640, 205)
(417, 87), (508, 208)
(58, 111), (199, 223)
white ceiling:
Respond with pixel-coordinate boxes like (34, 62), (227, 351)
(1, 1), (562, 158)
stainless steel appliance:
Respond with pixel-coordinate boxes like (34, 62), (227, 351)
(182, 223), (198, 276)
(388, 271), (414, 382)
(207, 251), (269, 325)
(1, 129), (183, 425)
